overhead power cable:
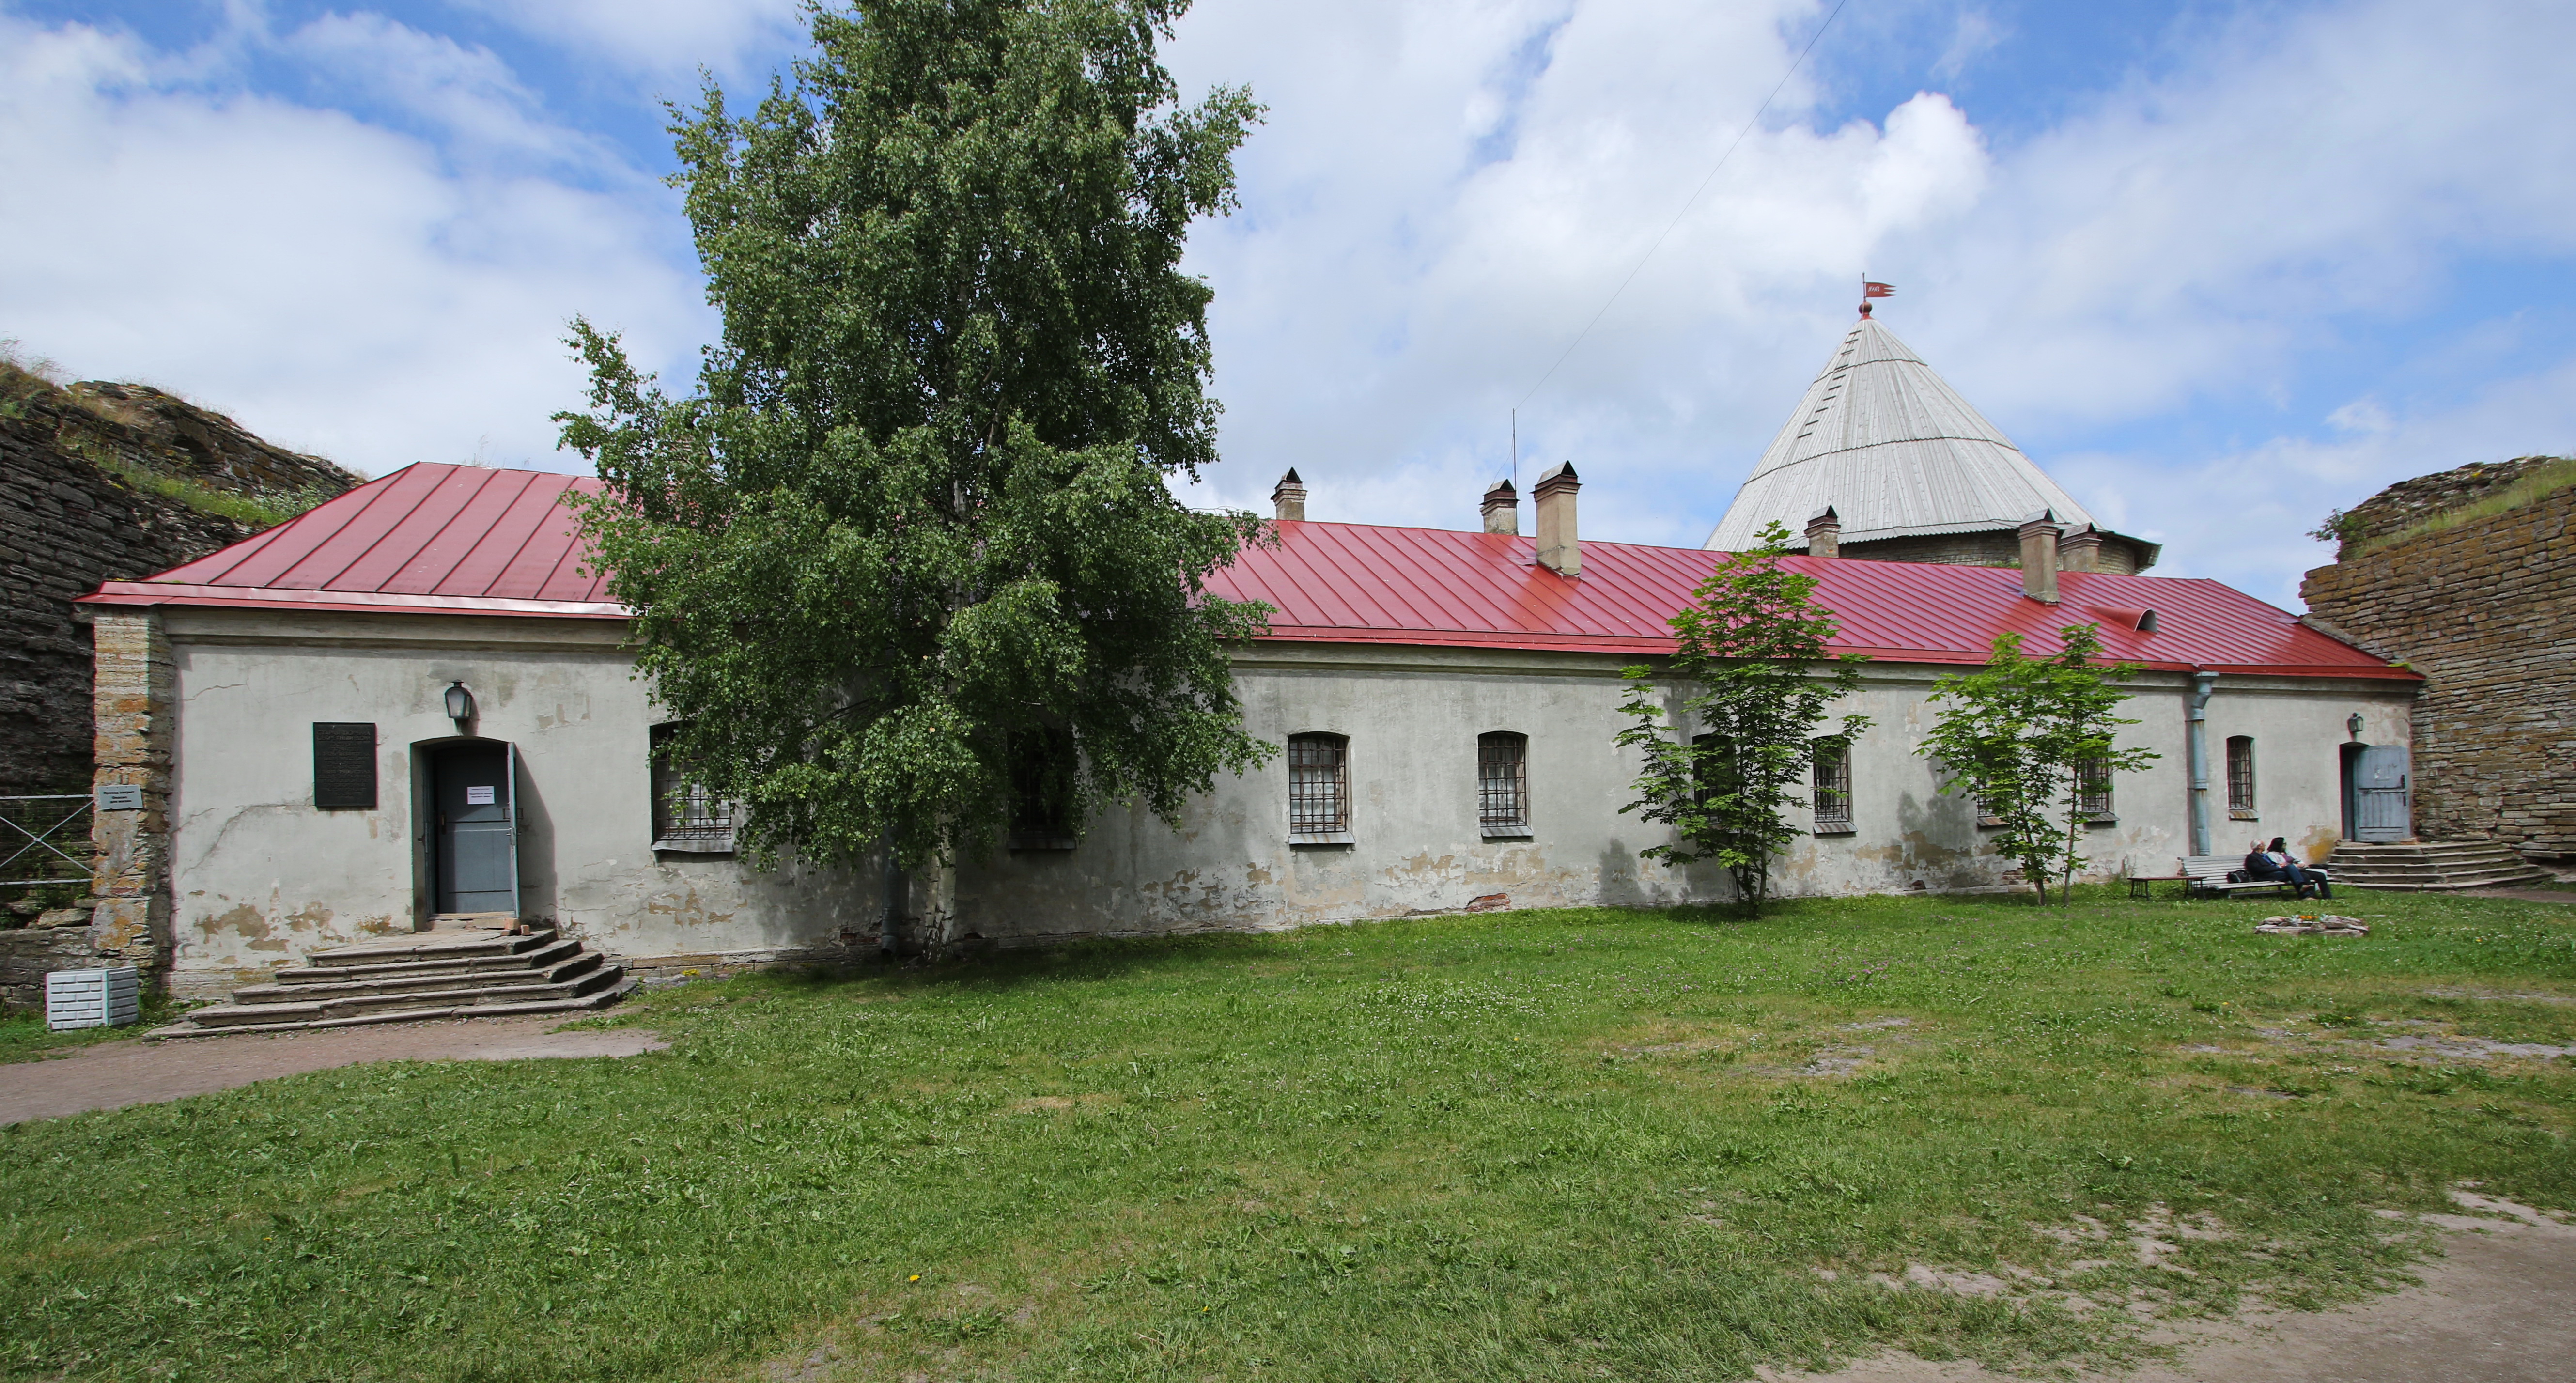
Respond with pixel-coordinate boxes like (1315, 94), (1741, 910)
(1513, 0), (1855, 415)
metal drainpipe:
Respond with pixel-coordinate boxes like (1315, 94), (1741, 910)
(2186, 671), (2219, 857)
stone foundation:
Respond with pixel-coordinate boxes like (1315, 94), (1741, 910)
(0, 920), (104, 1013)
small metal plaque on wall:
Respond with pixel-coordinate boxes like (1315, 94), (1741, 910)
(95, 784), (142, 811)
(312, 722), (378, 810)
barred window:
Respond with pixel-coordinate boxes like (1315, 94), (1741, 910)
(1812, 739), (1854, 834)
(651, 723), (735, 854)
(2226, 736), (2256, 818)
(1288, 733), (1350, 841)
(2075, 755), (2115, 822)
(1691, 732), (1737, 808)
(1010, 727), (1079, 851)
(1477, 732), (1530, 836)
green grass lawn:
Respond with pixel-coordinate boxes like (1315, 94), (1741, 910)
(6, 887), (2575, 1382)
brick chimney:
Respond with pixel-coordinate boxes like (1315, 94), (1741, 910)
(1804, 504), (1840, 559)
(2017, 508), (2061, 604)
(1271, 468), (1306, 523)
(1533, 462), (1580, 576)
(2059, 524), (2103, 573)
(1481, 479), (1519, 534)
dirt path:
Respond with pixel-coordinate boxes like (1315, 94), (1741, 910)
(1763, 1198), (2576, 1383)
(0, 1016), (667, 1125)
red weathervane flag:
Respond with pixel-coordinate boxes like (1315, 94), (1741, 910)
(1862, 280), (1895, 298)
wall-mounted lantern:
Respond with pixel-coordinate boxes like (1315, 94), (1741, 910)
(445, 681), (476, 726)
(2347, 712), (2364, 742)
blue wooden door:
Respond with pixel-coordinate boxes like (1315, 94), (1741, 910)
(433, 742), (517, 915)
(2352, 744), (2410, 842)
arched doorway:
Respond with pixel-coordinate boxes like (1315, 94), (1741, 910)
(424, 739), (518, 918)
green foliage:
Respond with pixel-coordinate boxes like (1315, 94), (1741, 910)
(81, 447), (321, 529)
(1616, 521), (1870, 916)
(557, 0), (1274, 878)
(2305, 506), (2363, 548)
(1915, 625), (2160, 904)
(8, 889), (2576, 1381)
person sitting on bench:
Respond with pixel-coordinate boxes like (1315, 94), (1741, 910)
(2243, 836), (2331, 899)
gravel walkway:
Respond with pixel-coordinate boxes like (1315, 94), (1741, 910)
(0, 1015), (667, 1125)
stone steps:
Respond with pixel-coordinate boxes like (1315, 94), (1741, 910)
(148, 983), (637, 1039)
(267, 938), (585, 986)
(230, 951), (602, 1005)
(148, 926), (631, 1038)
(2323, 840), (2557, 892)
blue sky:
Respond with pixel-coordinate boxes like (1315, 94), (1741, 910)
(3, 0), (2571, 608)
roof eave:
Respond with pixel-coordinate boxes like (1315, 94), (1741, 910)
(76, 581), (631, 621)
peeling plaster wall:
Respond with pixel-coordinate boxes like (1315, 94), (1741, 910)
(958, 648), (2412, 936)
(157, 608), (881, 997)
(154, 608), (2412, 993)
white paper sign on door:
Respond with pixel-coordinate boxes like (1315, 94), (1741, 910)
(466, 785), (496, 805)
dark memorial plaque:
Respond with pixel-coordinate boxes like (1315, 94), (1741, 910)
(313, 722), (378, 810)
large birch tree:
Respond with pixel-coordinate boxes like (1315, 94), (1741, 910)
(557, 0), (1273, 948)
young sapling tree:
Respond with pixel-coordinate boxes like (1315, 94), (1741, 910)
(1616, 521), (1871, 917)
(1915, 624), (2158, 904)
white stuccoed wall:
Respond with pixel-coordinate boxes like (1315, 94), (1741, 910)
(152, 608), (2416, 995)
(157, 608), (882, 997)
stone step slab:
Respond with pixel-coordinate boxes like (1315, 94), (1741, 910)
(183, 965), (624, 1027)
(270, 939), (585, 986)
(146, 979), (638, 1040)
(231, 952), (603, 1006)
(304, 930), (559, 968)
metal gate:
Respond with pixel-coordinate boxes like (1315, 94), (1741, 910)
(2351, 744), (2411, 842)
(0, 795), (94, 888)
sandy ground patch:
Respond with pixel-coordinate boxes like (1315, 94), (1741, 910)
(0, 1015), (667, 1125)
(1762, 1194), (2576, 1383)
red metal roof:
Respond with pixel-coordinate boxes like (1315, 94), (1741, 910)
(81, 464), (2411, 678)
(1209, 522), (2409, 678)
(82, 464), (621, 619)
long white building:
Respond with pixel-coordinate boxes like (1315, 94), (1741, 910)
(80, 441), (2414, 1003)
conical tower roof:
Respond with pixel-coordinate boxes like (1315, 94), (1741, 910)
(1706, 316), (2096, 552)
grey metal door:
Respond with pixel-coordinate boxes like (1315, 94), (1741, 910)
(433, 742), (517, 915)
(2353, 744), (2411, 842)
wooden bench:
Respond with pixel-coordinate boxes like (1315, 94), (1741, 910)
(2179, 855), (2330, 899)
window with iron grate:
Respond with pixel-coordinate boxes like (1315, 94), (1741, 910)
(651, 723), (736, 854)
(1691, 732), (1739, 808)
(1812, 738), (1854, 834)
(1288, 733), (1351, 842)
(1010, 727), (1080, 850)
(1477, 732), (1530, 837)
(2225, 736), (2257, 819)
(2076, 755), (2116, 823)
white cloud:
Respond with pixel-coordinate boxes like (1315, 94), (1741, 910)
(2326, 397), (2393, 436)
(442, 0), (807, 76)
(1930, 8), (2004, 83)
(0, 12), (711, 476)
(2053, 357), (2576, 609)
(3, 0), (2567, 613)
(1912, 0), (2576, 433)
(1162, 0), (2576, 590)
(279, 12), (626, 174)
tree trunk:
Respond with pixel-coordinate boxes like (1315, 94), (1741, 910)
(916, 856), (960, 958)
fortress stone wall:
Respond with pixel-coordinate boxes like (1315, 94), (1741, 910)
(2301, 458), (2576, 862)
(1, 381), (357, 798)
